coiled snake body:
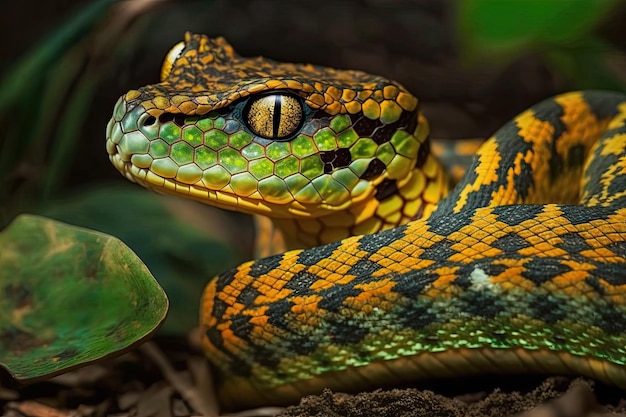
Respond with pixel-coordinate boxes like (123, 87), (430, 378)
(107, 33), (626, 409)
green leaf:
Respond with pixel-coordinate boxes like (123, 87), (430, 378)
(0, 214), (167, 381)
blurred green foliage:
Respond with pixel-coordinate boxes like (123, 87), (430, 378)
(0, 1), (244, 336)
(457, 0), (624, 89)
(0, 0), (116, 209)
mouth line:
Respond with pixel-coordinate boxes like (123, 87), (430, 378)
(107, 149), (339, 219)
(108, 151), (280, 215)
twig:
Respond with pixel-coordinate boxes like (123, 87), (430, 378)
(140, 342), (218, 417)
(187, 355), (220, 417)
(6, 401), (78, 417)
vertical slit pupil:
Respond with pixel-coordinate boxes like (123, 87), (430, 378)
(272, 95), (282, 138)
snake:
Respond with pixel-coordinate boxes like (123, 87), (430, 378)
(106, 33), (626, 409)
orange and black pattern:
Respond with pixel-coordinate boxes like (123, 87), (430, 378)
(201, 91), (626, 408)
(124, 33), (418, 120)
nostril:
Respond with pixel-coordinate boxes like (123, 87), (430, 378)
(144, 115), (156, 126)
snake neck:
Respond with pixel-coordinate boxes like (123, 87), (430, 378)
(256, 151), (449, 256)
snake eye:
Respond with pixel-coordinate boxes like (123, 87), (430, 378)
(160, 41), (186, 82)
(244, 93), (304, 139)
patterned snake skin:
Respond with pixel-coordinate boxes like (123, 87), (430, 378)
(106, 33), (626, 409)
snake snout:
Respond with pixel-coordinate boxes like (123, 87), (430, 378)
(106, 96), (159, 186)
